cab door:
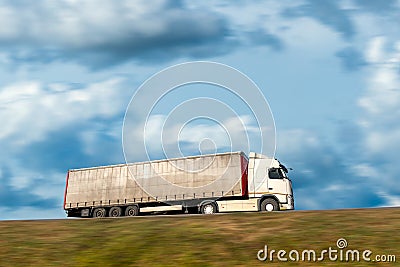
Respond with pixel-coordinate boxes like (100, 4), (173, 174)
(267, 168), (289, 195)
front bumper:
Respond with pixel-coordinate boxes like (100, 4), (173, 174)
(280, 195), (294, 210)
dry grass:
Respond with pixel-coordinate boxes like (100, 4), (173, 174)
(0, 208), (399, 266)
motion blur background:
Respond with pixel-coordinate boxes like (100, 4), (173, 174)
(0, 0), (399, 219)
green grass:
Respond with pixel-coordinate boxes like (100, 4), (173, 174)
(0, 208), (399, 266)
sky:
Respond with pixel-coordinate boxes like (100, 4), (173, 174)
(0, 0), (399, 220)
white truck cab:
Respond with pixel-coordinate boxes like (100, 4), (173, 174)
(248, 152), (294, 211)
(217, 152), (294, 213)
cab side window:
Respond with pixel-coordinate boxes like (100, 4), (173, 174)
(268, 168), (282, 179)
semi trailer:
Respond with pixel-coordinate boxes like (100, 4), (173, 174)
(64, 151), (294, 218)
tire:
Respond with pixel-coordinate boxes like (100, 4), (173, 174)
(201, 202), (217, 214)
(260, 198), (279, 212)
(92, 208), (106, 218)
(125, 205), (139, 216)
(109, 206), (122, 217)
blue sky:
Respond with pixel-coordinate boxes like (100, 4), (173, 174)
(0, 0), (399, 219)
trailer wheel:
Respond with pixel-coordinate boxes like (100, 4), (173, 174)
(260, 198), (279, 212)
(109, 207), (122, 217)
(92, 208), (106, 218)
(201, 202), (217, 214)
(125, 205), (139, 216)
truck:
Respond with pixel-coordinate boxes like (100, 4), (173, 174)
(64, 151), (294, 217)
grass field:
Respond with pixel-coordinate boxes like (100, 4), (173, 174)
(0, 208), (399, 266)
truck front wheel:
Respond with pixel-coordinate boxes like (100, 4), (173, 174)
(260, 199), (279, 212)
(125, 205), (139, 216)
(201, 202), (217, 214)
(92, 208), (106, 218)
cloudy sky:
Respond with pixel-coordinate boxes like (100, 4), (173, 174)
(1, 0), (399, 219)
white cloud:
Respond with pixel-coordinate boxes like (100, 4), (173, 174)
(0, 0), (230, 68)
(0, 75), (134, 220)
(324, 184), (342, 192)
(354, 36), (400, 202)
(358, 37), (400, 153)
(350, 163), (379, 178)
(277, 129), (319, 156)
(30, 173), (66, 200)
(380, 194), (400, 206)
(1, 165), (64, 201)
(9, 175), (32, 190)
(0, 206), (66, 220)
(365, 36), (387, 63)
(364, 130), (400, 155)
(0, 78), (128, 145)
(79, 120), (122, 156)
(0, 77), (130, 216)
(1, 1), (158, 46)
(141, 114), (260, 155)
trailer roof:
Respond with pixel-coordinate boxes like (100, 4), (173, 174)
(69, 151), (247, 172)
